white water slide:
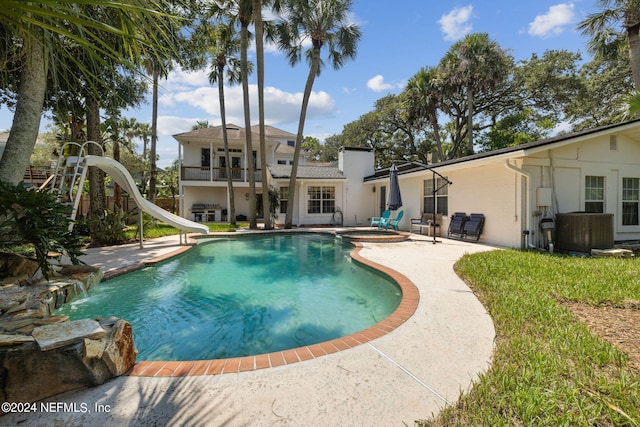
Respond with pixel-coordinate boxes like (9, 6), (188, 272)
(84, 155), (209, 235)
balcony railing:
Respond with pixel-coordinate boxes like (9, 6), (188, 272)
(181, 166), (262, 182)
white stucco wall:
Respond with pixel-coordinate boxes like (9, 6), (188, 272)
(180, 186), (253, 222)
(339, 148), (376, 226)
(523, 132), (640, 241)
(393, 162), (523, 248)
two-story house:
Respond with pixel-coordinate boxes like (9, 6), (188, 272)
(175, 124), (377, 227)
(174, 124), (303, 221)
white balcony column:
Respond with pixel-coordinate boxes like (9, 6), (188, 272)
(243, 145), (247, 183)
(210, 141), (214, 182)
(297, 180), (304, 227)
(178, 143), (184, 217)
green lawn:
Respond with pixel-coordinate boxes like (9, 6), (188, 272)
(124, 221), (249, 240)
(419, 250), (640, 426)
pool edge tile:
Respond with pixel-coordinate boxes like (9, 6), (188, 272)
(121, 232), (421, 377)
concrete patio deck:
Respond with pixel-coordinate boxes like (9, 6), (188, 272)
(2, 230), (497, 426)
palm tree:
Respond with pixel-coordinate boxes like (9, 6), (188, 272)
(253, 0), (271, 229)
(629, 90), (640, 114)
(210, 0), (259, 228)
(146, 59), (174, 204)
(192, 120), (210, 130)
(209, 23), (243, 227)
(276, 0), (361, 229)
(439, 33), (510, 155)
(0, 1), (181, 184)
(578, 0), (640, 89)
(405, 66), (445, 162)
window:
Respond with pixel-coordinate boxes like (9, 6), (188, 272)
(201, 148), (210, 167)
(585, 176), (604, 213)
(287, 140), (295, 147)
(423, 177), (448, 215)
(280, 187), (288, 213)
(277, 160), (287, 165)
(622, 177), (639, 225)
(307, 186), (335, 214)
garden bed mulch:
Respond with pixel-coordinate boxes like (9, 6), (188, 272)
(563, 300), (640, 372)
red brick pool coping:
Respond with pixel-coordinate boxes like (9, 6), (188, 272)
(114, 234), (419, 377)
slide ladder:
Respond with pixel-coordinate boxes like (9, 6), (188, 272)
(49, 141), (209, 237)
(50, 142), (103, 230)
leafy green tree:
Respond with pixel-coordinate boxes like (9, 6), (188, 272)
(192, 120), (211, 130)
(320, 134), (343, 162)
(276, 0), (361, 228)
(157, 159), (180, 213)
(301, 136), (322, 161)
(0, 181), (84, 279)
(439, 32), (511, 155)
(512, 50), (583, 125)
(565, 54), (634, 130)
(578, 0), (640, 89)
(405, 66), (446, 162)
(477, 109), (553, 152)
(0, 1), (182, 184)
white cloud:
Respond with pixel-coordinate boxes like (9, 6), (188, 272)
(367, 75), (394, 92)
(162, 67), (210, 92)
(528, 3), (575, 38)
(165, 83), (335, 128)
(438, 6), (473, 41)
(157, 116), (206, 137)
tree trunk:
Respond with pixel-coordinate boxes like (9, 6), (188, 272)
(218, 66), (236, 227)
(148, 65), (159, 203)
(628, 23), (640, 98)
(430, 112), (444, 163)
(253, 0), (270, 229)
(0, 37), (47, 184)
(285, 47), (320, 229)
(240, 19), (257, 229)
(113, 140), (122, 208)
(86, 97), (106, 243)
(467, 84), (474, 155)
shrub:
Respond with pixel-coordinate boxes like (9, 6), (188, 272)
(91, 208), (128, 245)
(0, 181), (84, 279)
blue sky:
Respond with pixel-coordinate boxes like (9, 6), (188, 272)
(1, 1), (599, 167)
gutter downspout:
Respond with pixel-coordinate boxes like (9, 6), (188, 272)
(504, 159), (531, 249)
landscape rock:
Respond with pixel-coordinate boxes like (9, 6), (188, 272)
(32, 319), (107, 351)
(0, 259), (136, 405)
(102, 320), (137, 376)
(0, 333), (35, 346)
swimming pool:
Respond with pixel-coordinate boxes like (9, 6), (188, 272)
(56, 233), (402, 361)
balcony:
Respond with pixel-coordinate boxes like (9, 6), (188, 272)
(181, 166), (262, 182)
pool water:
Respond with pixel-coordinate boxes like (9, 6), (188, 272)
(56, 234), (402, 361)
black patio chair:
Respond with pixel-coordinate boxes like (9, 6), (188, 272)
(463, 213), (485, 241)
(448, 212), (467, 238)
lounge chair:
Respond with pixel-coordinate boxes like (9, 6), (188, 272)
(463, 213), (485, 241)
(371, 210), (391, 228)
(382, 210), (404, 230)
(448, 212), (467, 238)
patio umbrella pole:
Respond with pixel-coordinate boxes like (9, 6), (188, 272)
(408, 162), (452, 244)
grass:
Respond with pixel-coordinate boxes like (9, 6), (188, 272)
(123, 221), (249, 240)
(418, 249), (640, 426)
(3, 222), (250, 257)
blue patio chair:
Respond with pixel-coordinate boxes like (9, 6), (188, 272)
(382, 210), (404, 230)
(370, 210), (391, 228)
